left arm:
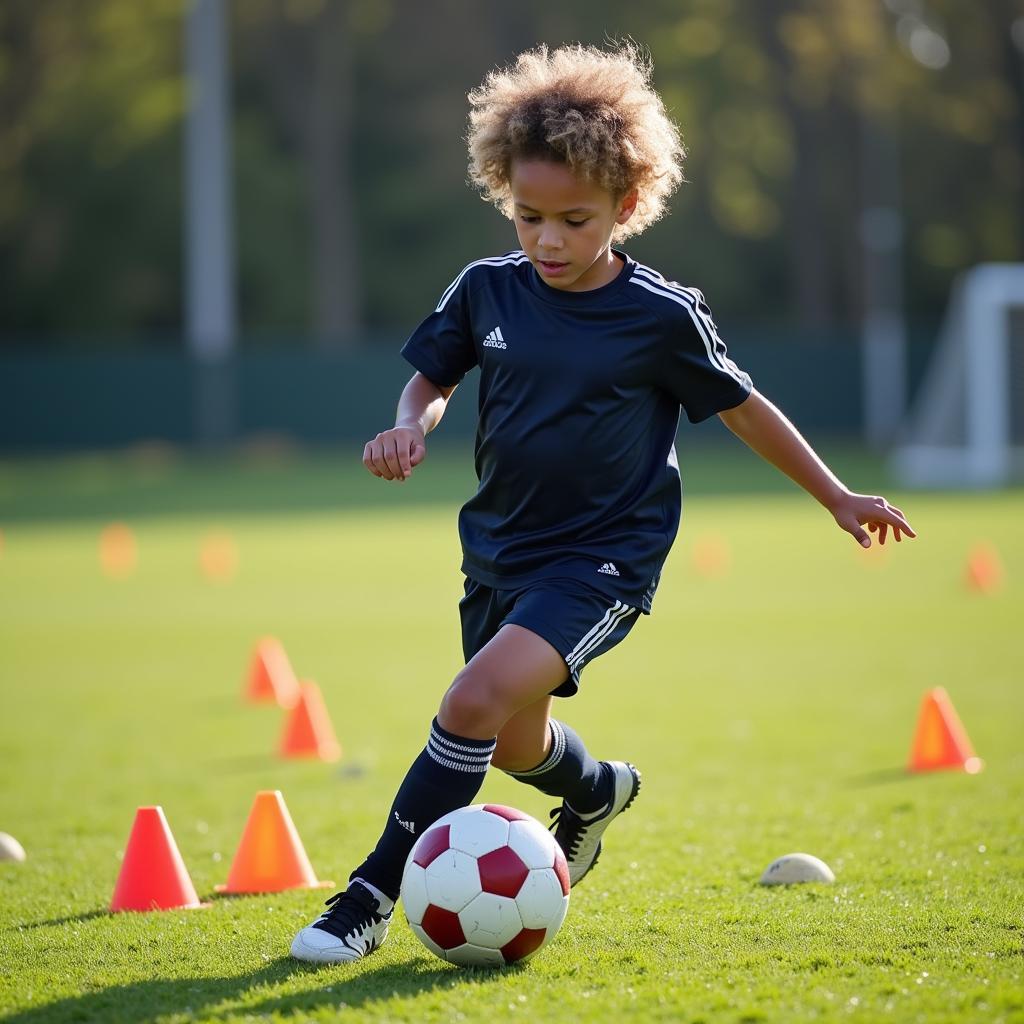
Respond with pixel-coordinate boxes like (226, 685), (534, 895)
(718, 389), (915, 548)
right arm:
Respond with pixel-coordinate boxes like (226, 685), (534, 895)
(363, 372), (456, 482)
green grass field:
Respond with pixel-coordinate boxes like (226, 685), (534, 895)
(1, 445), (1022, 1024)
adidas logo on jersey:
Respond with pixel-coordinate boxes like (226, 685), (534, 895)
(597, 562), (621, 576)
(482, 326), (506, 349)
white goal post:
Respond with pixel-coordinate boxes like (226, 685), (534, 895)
(890, 263), (1024, 489)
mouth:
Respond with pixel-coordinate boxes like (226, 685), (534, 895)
(537, 259), (569, 276)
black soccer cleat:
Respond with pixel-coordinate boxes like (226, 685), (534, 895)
(549, 761), (641, 887)
(289, 881), (392, 964)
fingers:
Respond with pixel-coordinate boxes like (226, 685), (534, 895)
(362, 440), (385, 478)
(363, 430), (423, 481)
(878, 501), (916, 540)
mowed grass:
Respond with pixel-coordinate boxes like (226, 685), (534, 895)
(0, 446), (1022, 1024)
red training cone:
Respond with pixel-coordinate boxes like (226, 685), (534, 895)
(216, 790), (333, 894)
(907, 687), (983, 775)
(111, 806), (207, 912)
(279, 681), (342, 762)
(243, 636), (300, 708)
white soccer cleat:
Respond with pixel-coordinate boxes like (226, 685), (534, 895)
(549, 761), (641, 887)
(290, 881), (392, 964)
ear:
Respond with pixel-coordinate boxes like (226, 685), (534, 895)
(616, 188), (639, 225)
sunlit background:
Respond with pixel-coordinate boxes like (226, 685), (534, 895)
(3, 0), (1023, 459)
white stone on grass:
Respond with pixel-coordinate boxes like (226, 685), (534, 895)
(0, 833), (26, 862)
(759, 852), (834, 885)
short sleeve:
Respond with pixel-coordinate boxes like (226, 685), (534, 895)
(400, 266), (479, 388)
(661, 288), (752, 423)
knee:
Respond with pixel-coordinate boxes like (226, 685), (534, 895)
(437, 667), (510, 738)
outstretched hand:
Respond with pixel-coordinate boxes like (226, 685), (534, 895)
(363, 426), (427, 481)
(830, 491), (916, 548)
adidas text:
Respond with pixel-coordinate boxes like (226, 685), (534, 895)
(394, 813), (416, 834)
(482, 326), (506, 349)
(597, 562), (621, 576)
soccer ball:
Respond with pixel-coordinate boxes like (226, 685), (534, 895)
(401, 804), (570, 967)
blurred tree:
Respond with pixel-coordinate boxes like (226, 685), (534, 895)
(234, 0), (360, 348)
(0, 0), (1021, 341)
(0, 0), (184, 338)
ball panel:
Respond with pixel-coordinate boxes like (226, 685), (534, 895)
(483, 804), (530, 822)
(412, 824), (451, 869)
(545, 893), (569, 940)
(553, 847), (570, 896)
(477, 845), (529, 898)
(409, 921), (447, 960)
(447, 808), (509, 858)
(507, 818), (556, 869)
(420, 904), (466, 949)
(445, 943), (506, 967)
(500, 926), (548, 964)
(514, 868), (567, 929)
(459, 892), (523, 949)
(423, 848), (481, 912)
(400, 862), (430, 926)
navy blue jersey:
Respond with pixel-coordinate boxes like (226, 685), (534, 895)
(401, 250), (752, 612)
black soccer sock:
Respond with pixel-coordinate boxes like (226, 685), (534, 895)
(351, 718), (496, 901)
(503, 719), (610, 815)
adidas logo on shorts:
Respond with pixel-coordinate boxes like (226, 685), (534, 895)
(597, 562), (621, 576)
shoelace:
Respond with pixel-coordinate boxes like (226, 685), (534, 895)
(312, 883), (382, 941)
(549, 805), (585, 859)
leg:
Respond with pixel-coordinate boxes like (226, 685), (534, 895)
(291, 625), (565, 964)
(491, 696), (553, 772)
(492, 583), (645, 887)
(437, 625), (567, 737)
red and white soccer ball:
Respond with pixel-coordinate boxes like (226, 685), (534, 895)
(401, 804), (570, 967)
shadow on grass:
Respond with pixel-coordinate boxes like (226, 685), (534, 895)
(3, 956), (519, 1024)
(17, 908), (111, 930)
(844, 766), (912, 786)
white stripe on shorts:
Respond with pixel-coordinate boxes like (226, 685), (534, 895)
(566, 601), (636, 673)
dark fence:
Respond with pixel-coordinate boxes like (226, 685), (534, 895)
(0, 329), (934, 452)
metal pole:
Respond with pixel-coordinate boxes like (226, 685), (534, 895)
(860, 110), (906, 449)
(184, 0), (236, 446)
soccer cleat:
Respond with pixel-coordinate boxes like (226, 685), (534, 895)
(289, 881), (392, 964)
(549, 761), (641, 887)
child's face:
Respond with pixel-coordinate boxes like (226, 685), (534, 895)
(509, 160), (637, 292)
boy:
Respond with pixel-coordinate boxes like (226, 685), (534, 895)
(290, 43), (914, 964)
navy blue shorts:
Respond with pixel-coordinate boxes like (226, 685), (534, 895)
(459, 578), (640, 698)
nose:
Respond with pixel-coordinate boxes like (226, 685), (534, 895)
(537, 223), (563, 251)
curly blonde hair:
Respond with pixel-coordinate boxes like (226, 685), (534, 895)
(467, 43), (685, 240)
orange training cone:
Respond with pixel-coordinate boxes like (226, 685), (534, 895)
(215, 790), (333, 894)
(200, 530), (239, 582)
(907, 687), (983, 774)
(965, 543), (1004, 593)
(99, 522), (137, 579)
(111, 806), (208, 912)
(243, 636), (300, 708)
(693, 533), (732, 578)
(279, 681), (342, 762)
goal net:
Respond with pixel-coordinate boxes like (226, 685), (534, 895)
(890, 263), (1024, 488)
